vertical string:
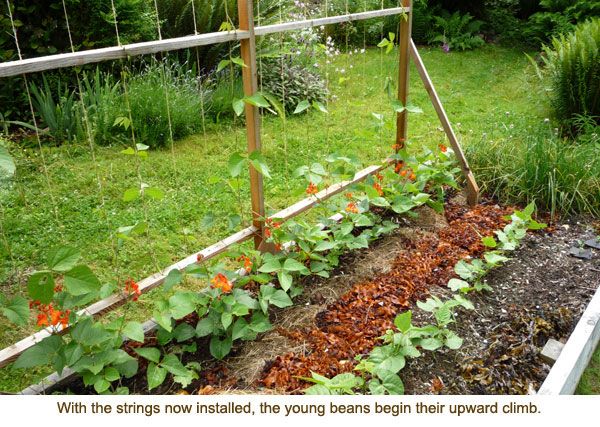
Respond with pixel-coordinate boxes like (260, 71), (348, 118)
(190, 0), (207, 140)
(278, 0), (290, 193)
(152, 0), (177, 173)
(5, 0), (59, 224)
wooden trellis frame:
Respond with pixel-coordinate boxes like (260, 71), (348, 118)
(0, 0), (479, 373)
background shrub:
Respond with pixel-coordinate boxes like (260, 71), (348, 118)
(540, 18), (600, 131)
(259, 59), (328, 113)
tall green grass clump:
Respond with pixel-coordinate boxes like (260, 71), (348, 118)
(126, 60), (206, 148)
(541, 18), (600, 132)
(467, 119), (600, 218)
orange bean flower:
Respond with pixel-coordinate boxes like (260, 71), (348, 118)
(211, 273), (233, 294)
(409, 173), (417, 181)
(239, 255), (253, 273)
(306, 182), (318, 195)
(124, 278), (141, 301)
(345, 202), (359, 214)
(373, 182), (384, 196)
(439, 144), (448, 153)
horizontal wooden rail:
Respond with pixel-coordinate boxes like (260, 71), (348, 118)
(0, 7), (409, 78)
(254, 7), (409, 36)
(0, 159), (392, 369)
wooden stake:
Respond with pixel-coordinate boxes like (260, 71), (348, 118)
(409, 40), (480, 205)
(395, 0), (412, 151)
(238, 0), (265, 249)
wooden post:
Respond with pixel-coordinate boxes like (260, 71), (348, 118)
(395, 0), (412, 151)
(409, 40), (480, 205)
(238, 0), (265, 249)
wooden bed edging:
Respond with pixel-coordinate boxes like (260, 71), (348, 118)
(538, 284), (600, 395)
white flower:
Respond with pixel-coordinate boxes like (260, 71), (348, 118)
(360, 48), (365, 54)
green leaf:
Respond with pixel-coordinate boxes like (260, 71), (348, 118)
(145, 187), (164, 200)
(375, 370), (405, 395)
(195, 316), (216, 337)
(93, 378), (111, 393)
(232, 98), (245, 116)
(0, 146), (16, 177)
(448, 278), (470, 292)
(163, 269), (182, 292)
(312, 101), (329, 114)
(277, 271), (293, 291)
(1, 296), (29, 325)
(228, 152), (246, 178)
(147, 362), (167, 390)
(484, 252), (509, 266)
(268, 289), (293, 308)
(293, 100), (310, 114)
(173, 323), (196, 342)
(258, 258), (282, 273)
(481, 236), (497, 248)
(454, 260), (474, 280)
(122, 187), (139, 202)
(394, 311), (412, 333)
(369, 347), (405, 374)
(63, 265), (101, 296)
(47, 246), (81, 272)
(169, 292), (197, 319)
(134, 347), (161, 364)
(248, 150), (272, 178)
(221, 311), (233, 330)
(419, 337), (443, 351)
(209, 335), (232, 360)
(244, 93), (271, 108)
(27, 271), (54, 304)
(122, 321), (145, 343)
(161, 354), (189, 377)
(445, 332), (463, 350)
(283, 258), (306, 272)
(216, 59), (231, 73)
(231, 57), (247, 68)
(14, 335), (63, 369)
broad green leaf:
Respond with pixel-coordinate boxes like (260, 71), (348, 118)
(1, 296), (29, 325)
(277, 271), (293, 291)
(244, 93), (270, 108)
(293, 100), (310, 114)
(258, 259), (282, 273)
(481, 236), (497, 248)
(283, 258), (306, 272)
(27, 271), (54, 304)
(394, 311), (412, 333)
(47, 246), (81, 272)
(221, 311), (233, 330)
(0, 146), (16, 177)
(134, 347), (161, 364)
(122, 187), (139, 202)
(163, 269), (182, 292)
(268, 289), (293, 308)
(375, 370), (405, 395)
(169, 292), (197, 319)
(93, 378), (111, 393)
(122, 321), (144, 343)
(232, 98), (245, 116)
(147, 363), (167, 390)
(14, 335), (63, 369)
(216, 59), (231, 73)
(448, 278), (470, 292)
(64, 265), (101, 296)
(312, 101), (328, 114)
(145, 187), (164, 200)
(248, 150), (272, 178)
(161, 354), (189, 377)
(484, 252), (509, 266)
(445, 332), (463, 350)
(228, 152), (246, 177)
(230, 57), (247, 68)
(209, 335), (232, 360)
(173, 323), (196, 342)
(419, 337), (443, 351)
(195, 316), (216, 337)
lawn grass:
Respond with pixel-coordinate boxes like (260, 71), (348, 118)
(577, 345), (600, 394)
(0, 44), (546, 392)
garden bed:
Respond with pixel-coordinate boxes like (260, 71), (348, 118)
(35, 194), (599, 395)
